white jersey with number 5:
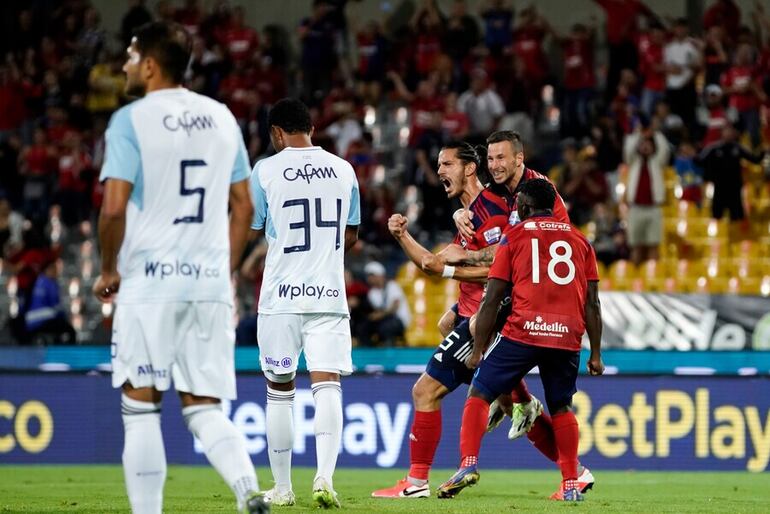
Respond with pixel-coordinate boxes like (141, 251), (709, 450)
(99, 88), (250, 305)
(251, 146), (360, 315)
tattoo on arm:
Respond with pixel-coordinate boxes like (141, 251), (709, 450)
(466, 245), (497, 266)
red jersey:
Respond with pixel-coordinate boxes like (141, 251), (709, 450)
(453, 188), (510, 317)
(638, 38), (665, 92)
(703, 106), (729, 146)
(507, 168), (570, 225)
(489, 215), (598, 351)
(721, 66), (760, 112)
(562, 38), (595, 90)
(512, 26), (548, 84)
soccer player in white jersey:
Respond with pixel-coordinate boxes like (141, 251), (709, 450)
(93, 22), (268, 514)
(250, 98), (360, 509)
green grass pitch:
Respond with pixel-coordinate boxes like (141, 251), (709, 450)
(1, 466), (769, 513)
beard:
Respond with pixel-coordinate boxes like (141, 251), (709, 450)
(124, 79), (146, 98)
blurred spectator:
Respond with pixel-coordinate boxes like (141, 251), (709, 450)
(24, 257), (76, 344)
(19, 128), (57, 222)
(593, 0), (654, 104)
(413, 110), (453, 234)
(457, 69), (504, 140)
(721, 43), (767, 149)
(77, 7), (106, 71)
(0, 64), (27, 138)
(480, 0), (513, 57)
(664, 18), (701, 128)
(215, 6), (259, 64)
(0, 197), (23, 255)
(557, 147), (609, 226)
(443, 1), (480, 74)
(592, 202), (629, 265)
(360, 261), (410, 347)
(673, 141), (703, 205)
(703, 0), (741, 38)
(623, 125), (670, 265)
(299, 0), (338, 104)
(697, 123), (765, 222)
(703, 25), (729, 86)
(326, 103), (363, 156)
(175, 0), (204, 37)
(591, 116), (623, 174)
(510, 6), (549, 93)
(638, 23), (666, 117)
(441, 92), (470, 140)
(388, 72), (443, 146)
(0, 134), (23, 208)
(345, 269), (371, 346)
(56, 131), (92, 227)
(698, 84), (736, 147)
(86, 51), (126, 117)
(609, 69), (640, 134)
(555, 22), (596, 137)
(355, 21), (388, 104)
(651, 100), (684, 147)
(410, 0), (445, 78)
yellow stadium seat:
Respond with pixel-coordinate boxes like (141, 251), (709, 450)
(607, 260), (637, 291)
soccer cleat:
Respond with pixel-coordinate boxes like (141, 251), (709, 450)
(242, 492), (270, 513)
(263, 488), (296, 506)
(371, 478), (430, 498)
(486, 399), (506, 433)
(550, 479), (584, 502)
(508, 395), (544, 440)
(436, 465), (480, 499)
(577, 465), (595, 493)
(312, 477), (341, 509)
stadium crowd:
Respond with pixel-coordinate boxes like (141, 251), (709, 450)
(1, 0), (769, 346)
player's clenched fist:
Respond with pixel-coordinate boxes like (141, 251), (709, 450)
(93, 271), (121, 303)
(388, 214), (408, 238)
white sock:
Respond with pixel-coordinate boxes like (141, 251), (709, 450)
(311, 381), (343, 487)
(121, 394), (166, 514)
(266, 387), (295, 492)
(182, 404), (258, 509)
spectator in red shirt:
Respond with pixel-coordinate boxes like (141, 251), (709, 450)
(441, 92), (470, 140)
(721, 43), (767, 149)
(511, 6), (549, 90)
(215, 6), (259, 63)
(20, 128), (57, 222)
(218, 60), (257, 127)
(703, 25), (729, 86)
(355, 21), (388, 104)
(698, 84), (736, 147)
(410, 0), (445, 78)
(175, 0), (203, 36)
(638, 23), (667, 117)
(388, 71), (444, 147)
(593, 0), (655, 103)
(554, 23), (596, 138)
(0, 65), (27, 137)
(56, 131), (92, 227)
(703, 0), (741, 39)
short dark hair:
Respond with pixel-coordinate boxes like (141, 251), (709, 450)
(519, 178), (556, 211)
(486, 130), (524, 154)
(133, 21), (191, 84)
(268, 98), (312, 134)
(442, 141), (479, 167)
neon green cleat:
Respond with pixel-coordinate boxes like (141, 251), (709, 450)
(312, 477), (341, 509)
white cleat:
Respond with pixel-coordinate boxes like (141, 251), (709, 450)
(262, 488), (296, 506)
(486, 399), (506, 433)
(508, 395), (544, 440)
(312, 477), (341, 509)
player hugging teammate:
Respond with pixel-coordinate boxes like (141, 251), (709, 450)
(374, 131), (602, 502)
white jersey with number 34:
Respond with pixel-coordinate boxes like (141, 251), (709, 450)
(251, 146), (360, 316)
(100, 88), (251, 305)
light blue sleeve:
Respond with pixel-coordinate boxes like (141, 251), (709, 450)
(250, 161), (268, 230)
(231, 122), (250, 183)
(347, 178), (361, 226)
(100, 105), (141, 184)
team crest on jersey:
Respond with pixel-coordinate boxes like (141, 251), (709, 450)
(483, 227), (502, 244)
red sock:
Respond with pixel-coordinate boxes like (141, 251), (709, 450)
(459, 397), (489, 466)
(552, 410), (579, 480)
(510, 379), (532, 403)
(527, 412), (559, 463)
(408, 410), (442, 480)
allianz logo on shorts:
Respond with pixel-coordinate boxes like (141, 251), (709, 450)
(523, 315), (569, 337)
(278, 283), (341, 300)
(137, 364), (168, 378)
(264, 356), (293, 368)
(144, 260), (220, 280)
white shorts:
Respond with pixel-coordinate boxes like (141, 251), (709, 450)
(111, 302), (236, 400)
(257, 313), (352, 377)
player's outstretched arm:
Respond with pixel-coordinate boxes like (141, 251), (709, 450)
(440, 243), (499, 267)
(467, 277), (508, 369)
(93, 178), (132, 302)
(229, 179), (254, 273)
(584, 280), (604, 376)
(388, 214), (439, 272)
(344, 225), (359, 251)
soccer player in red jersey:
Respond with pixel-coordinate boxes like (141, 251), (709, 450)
(437, 178), (604, 501)
(372, 141), (554, 499)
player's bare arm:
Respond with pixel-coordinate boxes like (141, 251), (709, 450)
(440, 242), (499, 267)
(228, 179), (254, 273)
(345, 225), (359, 251)
(466, 277), (508, 369)
(584, 280), (604, 376)
(93, 178), (132, 303)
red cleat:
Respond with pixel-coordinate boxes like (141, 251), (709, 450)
(371, 478), (430, 498)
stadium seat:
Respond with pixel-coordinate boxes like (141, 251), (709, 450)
(606, 260), (637, 291)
